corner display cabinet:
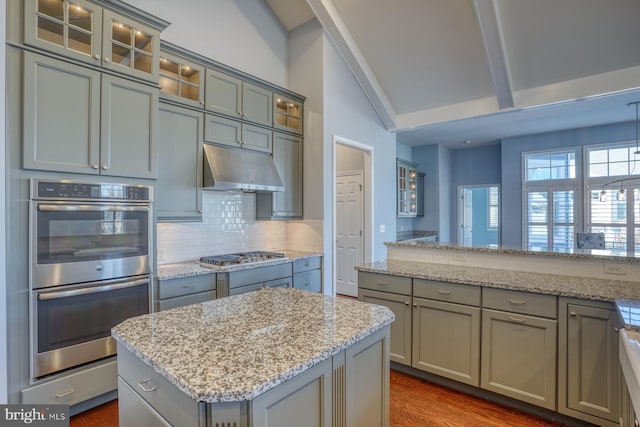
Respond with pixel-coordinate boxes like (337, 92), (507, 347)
(397, 159), (418, 217)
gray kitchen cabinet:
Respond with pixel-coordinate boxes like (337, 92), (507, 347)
(24, 0), (163, 82)
(23, 50), (158, 178)
(358, 277), (412, 366)
(480, 307), (557, 410)
(205, 68), (272, 126)
(292, 256), (322, 293)
(256, 132), (303, 219)
(273, 94), (303, 135)
(218, 263), (292, 298)
(159, 50), (205, 108)
(118, 378), (172, 427)
(397, 159), (418, 217)
(204, 114), (272, 153)
(155, 274), (216, 312)
(558, 298), (620, 427)
(157, 103), (203, 222)
(251, 357), (332, 427)
(621, 369), (638, 427)
(411, 279), (481, 386)
(22, 359), (117, 407)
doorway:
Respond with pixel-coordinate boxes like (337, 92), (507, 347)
(333, 138), (373, 297)
(336, 172), (364, 296)
(458, 185), (500, 247)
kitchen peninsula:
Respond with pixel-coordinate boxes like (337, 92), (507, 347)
(356, 241), (640, 427)
(112, 288), (394, 427)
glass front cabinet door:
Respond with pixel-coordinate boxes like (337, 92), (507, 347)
(274, 95), (302, 135)
(159, 51), (204, 108)
(397, 159), (418, 217)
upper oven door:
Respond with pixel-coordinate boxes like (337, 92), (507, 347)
(31, 201), (151, 288)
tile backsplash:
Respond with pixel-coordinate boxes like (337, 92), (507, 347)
(157, 192), (323, 264)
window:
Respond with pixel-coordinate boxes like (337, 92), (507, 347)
(586, 142), (640, 252)
(487, 186), (499, 229)
(524, 150), (579, 251)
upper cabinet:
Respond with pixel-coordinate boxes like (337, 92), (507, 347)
(397, 159), (418, 217)
(204, 68), (272, 126)
(274, 95), (303, 135)
(24, 0), (164, 82)
(159, 51), (204, 108)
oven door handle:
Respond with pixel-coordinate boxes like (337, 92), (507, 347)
(38, 204), (149, 212)
(38, 279), (148, 300)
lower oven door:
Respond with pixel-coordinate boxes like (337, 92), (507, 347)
(31, 275), (149, 379)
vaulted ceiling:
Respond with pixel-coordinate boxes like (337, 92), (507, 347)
(265, 0), (640, 147)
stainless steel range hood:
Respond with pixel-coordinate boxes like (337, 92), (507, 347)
(203, 144), (284, 192)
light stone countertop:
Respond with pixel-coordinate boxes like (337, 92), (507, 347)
(156, 250), (322, 280)
(356, 259), (640, 302)
(112, 288), (394, 403)
(386, 241), (640, 263)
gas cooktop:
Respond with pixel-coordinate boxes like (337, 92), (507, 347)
(199, 251), (285, 266)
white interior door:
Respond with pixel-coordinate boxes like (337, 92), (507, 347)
(461, 188), (473, 246)
(336, 172), (364, 297)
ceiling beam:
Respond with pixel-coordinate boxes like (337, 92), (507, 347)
(305, 0), (398, 129)
(473, 0), (514, 110)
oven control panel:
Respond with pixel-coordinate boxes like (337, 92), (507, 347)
(34, 180), (151, 201)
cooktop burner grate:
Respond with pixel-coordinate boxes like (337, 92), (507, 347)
(199, 251), (285, 266)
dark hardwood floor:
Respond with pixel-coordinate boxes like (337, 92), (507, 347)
(71, 370), (561, 426)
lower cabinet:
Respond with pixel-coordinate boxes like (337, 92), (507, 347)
(293, 256), (322, 293)
(219, 263), (292, 298)
(558, 297), (621, 427)
(117, 327), (390, 427)
(155, 274), (216, 311)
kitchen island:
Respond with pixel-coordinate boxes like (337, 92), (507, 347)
(112, 288), (394, 427)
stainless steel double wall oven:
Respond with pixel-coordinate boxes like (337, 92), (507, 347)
(29, 179), (152, 379)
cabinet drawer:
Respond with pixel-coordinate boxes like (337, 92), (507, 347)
(294, 270), (321, 293)
(358, 272), (411, 296)
(228, 263), (292, 288)
(293, 256), (321, 273)
(156, 291), (216, 311)
(117, 344), (202, 426)
(413, 279), (481, 306)
(229, 282), (264, 296)
(483, 288), (557, 319)
(22, 359), (117, 406)
(265, 276), (292, 289)
(157, 274), (216, 300)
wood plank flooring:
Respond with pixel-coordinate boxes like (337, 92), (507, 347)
(70, 370), (561, 427)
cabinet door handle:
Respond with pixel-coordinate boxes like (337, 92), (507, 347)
(437, 289), (451, 295)
(508, 299), (525, 305)
(509, 316), (526, 323)
(570, 312), (577, 317)
(104, 57), (111, 63)
(101, 165), (110, 170)
(91, 164), (99, 169)
(413, 303), (417, 308)
(94, 54), (101, 60)
(404, 301), (410, 306)
(55, 388), (74, 398)
(138, 379), (158, 392)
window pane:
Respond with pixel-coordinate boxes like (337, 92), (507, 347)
(591, 226), (626, 249)
(635, 189), (640, 225)
(589, 163), (607, 177)
(69, 3), (92, 31)
(553, 226), (574, 252)
(528, 226), (547, 251)
(528, 192), (547, 222)
(553, 191), (574, 222)
(610, 161), (628, 176)
(610, 148), (629, 162)
(589, 149), (607, 163)
(591, 190), (626, 224)
(526, 151), (575, 181)
(635, 227), (640, 252)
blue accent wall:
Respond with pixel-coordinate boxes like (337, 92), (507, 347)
(470, 187), (499, 246)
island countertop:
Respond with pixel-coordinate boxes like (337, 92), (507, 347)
(111, 288), (394, 403)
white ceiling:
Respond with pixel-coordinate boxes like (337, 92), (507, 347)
(265, 0), (640, 148)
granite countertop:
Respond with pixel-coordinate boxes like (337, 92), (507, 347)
(386, 241), (640, 263)
(356, 259), (640, 302)
(157, 250), (322, 280)
(112, 288), (394, 403)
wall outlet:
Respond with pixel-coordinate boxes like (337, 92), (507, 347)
(604, 263), (627, 275)
(452, 252), (466, 262)
(379, 224), (385, 233)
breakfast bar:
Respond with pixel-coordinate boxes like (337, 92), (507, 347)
(112, 288), (394, 427)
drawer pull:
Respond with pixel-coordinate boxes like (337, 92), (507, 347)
(182, 283), (195, 288)
(55, 388), (74, 398)
(405, 301), (410, 306)
(508, 299), (526, 305)
(377, 282), (389, 286)
(509, 316), (526, 323)
(303, 282), (310, 287)
(138, 379), (158, 393)
(413, 303), (417, 308)
(437, 289), (451, 295)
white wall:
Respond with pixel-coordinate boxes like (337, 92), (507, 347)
(123, 0), (288, 87)
(322, 36), (397, 265)
(336, 144), (365, 172)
